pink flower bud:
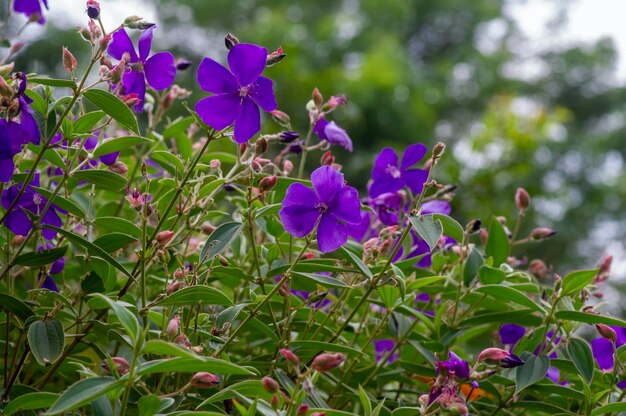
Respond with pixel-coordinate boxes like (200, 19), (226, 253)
(325, 94), (348, 110)
(209, 159), (221, 169)
(99, 34), (112, 51)
(109, 161), (128, 175)
(156, 230), (174, 247)
(62, 47), (77, 73)
(311, 352), (345, 372)
(175, 334), (192, 348)
(477, 347), (510, 362)
(320, 151), (334, 166)
(266, 47), (286, 66)
(102, 356), (129, 375)
(167, 280), (185, 294)
(515, 187), (531, 212)
(279, 348), (299, 366)
(312, 88), (323, 107)
(262, 376), (280, 393)
(191, 372), (220, 388)
(201, 222), (216, 236)
(594, 255), (612, 284)
(255, 137), (268, 157)
(596, 324), (617, 342)
(12, 235), (26, 246)
(166, 316), (180, 338)
(259, 175), (277, 193)
(271, 109), (291, 126)
(271, 394), (280, 409)
(530, 227), (556, 240)
(282, 159), (293, 175)
(296, 405), (309, 416)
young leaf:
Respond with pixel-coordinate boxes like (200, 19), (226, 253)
(339, 246), (373, 278)
(44, 377), (124, 415)
(73, 110), (106, 134)
(515, 352), (550, 394)
(83, 89), (139, 134)
(29, 77), (77, 89)
(154, 286), (234, 307)
(486, 216), (510, 267)
(409, 215), (443, 251)
(27, 319), (65, 366)
(591, 402), (626, 416)
(90, 293), (141, 345)
(200, 222), (244, 263)
(554, 311), (626, 327)
(137, 356), (255, 376)
(358, 385), (372, 416)
(463, 247), (483, 286)
(427, 213), (464, 242)
(560, 269), (598, 296)
(476, 285), (547, 314)
(566, 337), (594, 383)
(94, 217), (143, 239)
(15, 246), (67, 267)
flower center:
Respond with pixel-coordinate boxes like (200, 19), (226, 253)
(386, 164), (401, 178)
(315, 201), (329, 214)
(239, 84), (252, 97)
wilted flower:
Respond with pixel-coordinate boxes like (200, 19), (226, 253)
(279, 166), (361, 253)
(196, 43), (277, 144)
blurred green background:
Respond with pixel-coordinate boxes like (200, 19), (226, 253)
(13, 0), (626, 303)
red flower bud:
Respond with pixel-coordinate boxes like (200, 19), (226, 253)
(311, 352), (345, 372)
(594, 254), (612, 284)
(279, 348), (299, 366)
(156, 230), (174, 247)
(262, 376), (280, 393)
(596, 324), (617, 342)
(530, 227), (556, 240)
(477, 347), (510, 362)
(191, 372), (220, 388)
(515, 187), (531, 212)
(271, 109), (291, 127)
(312, 87), (323, 107)
(296, 404), (310, 416)
(102, 356), (129, 375)
(166, 316), (180, 338)
(320, 151), (334, 166)
(167, 280), (185, 294)
(259, 175), (277, 193)
(62, 47), (77, 73)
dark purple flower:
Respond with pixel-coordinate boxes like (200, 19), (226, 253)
(195, 43), (277, 144)
(372, 339), (398, 363)
(16, 74), (41, 146)
(14, 0), (48, 24)
(499, 324), (526, 346)
(40, 275), (58, 291)
(0, 120), (29, 182)
(436, 351), (470, 380)
(313, 117), (353, 152)
(107, 26), (176, 111)
(370, 192), (402, 226)
(39, 244), (64, 274)
(1, 172), (66, 240)
(279, 166), (361, 253)
(369, 144), (429, 199)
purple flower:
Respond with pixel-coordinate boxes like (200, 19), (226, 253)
(370, 192), (403, 226)
(372, 339), (398, 363)
(499, 324), (526, 346)
(0, 120), (29, 182)
(107, 26), (176, 111)
(347, 210), (372, 242)
(1, 172), (66, 240)
(195, 43), (277, 144)
(38, 244), (64, 274)
(313, 117), (353, 152)
(14, 0), (48, 24)
(16, 74), (41, 146)
(40, 275), (58, 291)
(436, 351), (470, 380)
(592, 326), (626, 371)
(369, 144), (429, 199)
(279, 166), (361, 253)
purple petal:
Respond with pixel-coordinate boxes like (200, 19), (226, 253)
(311, 166), (344, 203)
(347, 211), (371, 242)
(328, 186), (361, 224)
(233, 97), (260, 144)
(14, 0), (45, 23)
(546, 366), (560, 383)
(227, 43), (267, 86)
(137, 26), (155, 62)
(0, 156), (14, 182)
(40, 275), (58, 292)
(422, 200), (452, 216)
(313, 117), (329, 140)
(401, 168), (429, 194)
(122, 70), (146, 112)
(195, 93), (240, 131)
(144, 51), (176, 90)
(592, 338), (615, 370)
(401, 143), (427, 170)
(108, 29), (139, 62)
(317, 213), (348, 253)
(99, 152), (119, 166)
(368, 177), (403, 199)
(4, 208), (31, 236)
(18, 102), (41, 145)
(41, 208), (62, 240)
(250, 76), (277, 112)
(372, 148), (399, 181)
(499, 324), (526, 346)
(324, 121), (353, 152)
(197, 57), (238, 94)
(279, 183), (320, 238)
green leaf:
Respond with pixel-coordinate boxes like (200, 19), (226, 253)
(29, 77), (76, 88)
(486, 216), (510, 266)
(409, 215), (443, 251)
(476, 285), (547, 313)
(289, 340), (368, 357)
(92, 232), (138, 252)
(515, 352), (550, 394)
(560, 269), (598, 296)
(0, 293), (36, 322)
(90, 293), (141, 345)
(292, 272), (349, 288)
(30, 186), (86, 218)
(463, 247), (483, 286)
(392, 408), (422, 416)
(138, 395), (162, 416)
(138, 356), (255, 376)
(339, 247), (373, 278)
(591, 402), (626, 416)
(152, 150), (186, 176)
(154, 286), (233, 307)
(3, 392), (59, 415)
(197, 380), (272, 407)
(44, 377), (123, 415)
(478, 265), (506, 284)
(566, 337), (594, 383)
(83, 89), (139, 134)
(143, 339), (199, 359)
(73, 170), (127, 191)
(74, 111), (106, 134)
(15, 246), (67, 267)
(358, 385), (372, 416)
(94, 216), (143, 239)
(93, 136), (153, 157)
(44, 225), (133, 279)
(200, 222), (244, 263)
(163, 116), (195, 138)
(28, 319), (65, 366)
(427, 213), (464, 242)
(554, 311), (626, 327)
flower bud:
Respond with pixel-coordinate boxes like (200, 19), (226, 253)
(173, 268), (185, 279)
(266, 47), (286, 66)
(320, 151), (334, 166)
(124, 16), (155, 30)
(255, 137), (268, 157)
(282, 160), (293, 175)
(325, 94), (348, 110)
(515, 188), (531, 213)
(166, 316), (180, 338)
(596, 324), (617, 342)
(312, 87), (323, 107)
(201, 222), (216, 236)
(99, 34), (112, 51)
(62, 47), (77, 73)
(279, 131), (299, 143)
(86, 0), (100, 19)
(261, 376), (280, 393)
(0, 77), (13, 98)
(109, 161), (128, 175)
(167, 279), (185, 294)
(191, 372), (220, 388)
(0, 63), (14, 76)
(102, 356), (129, 375)
(88, 19), (101, 39)
(477, 347), (510, 362)
(288, 141), (303, 154)
(529, 227), (556, 240)
(311, 352), (345, 372)
(78, 26), (92, 43)
(594, 254), (612, 284)
(175, 58), (192, 70)
(271, 110), (291, 127)
(528, 259), (549, 279)
(270, 394), (280, 409)
(296, 404), (309, 416)
(224, 33), (239, 50)
(121, 93), (140, 108)
(432, 142), (446, 158)
(259, 175), (277, 193)
(156, 230), (174, 247)
(175, 334), (192, 348)
(279, 348), (299, 366)
(12, 235), (26, 246)
(217, 254), (230, 267)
